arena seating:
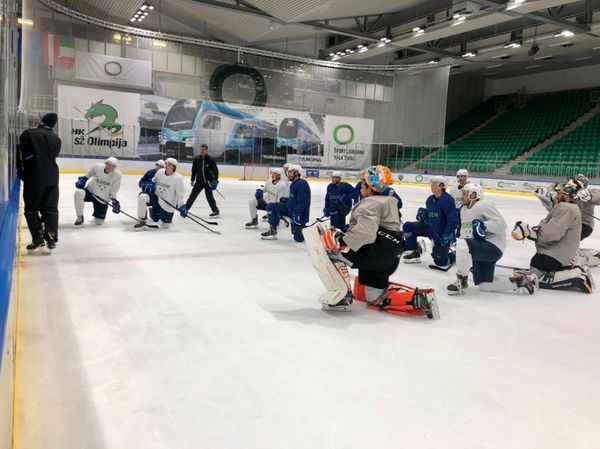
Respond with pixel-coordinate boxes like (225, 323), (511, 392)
(417, 89), (596, 174)
(511, 113), (600, 177)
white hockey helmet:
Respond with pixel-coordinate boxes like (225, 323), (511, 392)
(271, 167), (284, 177)
(462, 183), (483, 200)
(331, 170), (343, 178)
(456, 169), (469, 177)
(430, 175), (448, 188)
(283, 163), (293, 172)
(165, 157), (178, 168)
(105, 156), (119, 167)
(289, 164), (303, 176)
(156, 159), (166, 168)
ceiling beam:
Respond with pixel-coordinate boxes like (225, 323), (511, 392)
(187, 0), (274, 19)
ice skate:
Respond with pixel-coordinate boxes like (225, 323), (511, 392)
(322, 292), (353, 312)
(261, 214), (268, 222)
(447, 274), (468, 295)
(261, 227), (277, 240)
(511, 272), (539, 294)
(430, 260), (455, 272)
(134, 219), (147, 231)
(26, 239), (45, 253)
(74, 216), (84, 227)
(45, 233), (57, 250)
(413, 289), (440, 319)
(209, 211), (220, 219)
(245, 217), (258, 229)
(403, 240), (424, 264)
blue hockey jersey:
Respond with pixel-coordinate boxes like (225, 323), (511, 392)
(288, 178), (311, 224)
(425, 191), (458, 241)
(324, 182), (359, 212)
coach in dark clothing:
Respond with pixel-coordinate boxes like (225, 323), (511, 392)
(185, 144), (220, 217)
(19, 112), (61, 250)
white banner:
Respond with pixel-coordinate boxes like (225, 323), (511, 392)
(57, 85), (141, 157)
(75, 52), (152, 88)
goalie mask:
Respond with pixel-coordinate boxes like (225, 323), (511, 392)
(362, 165), (393, 193)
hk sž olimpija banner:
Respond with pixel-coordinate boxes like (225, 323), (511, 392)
(58, 85), (141, 157)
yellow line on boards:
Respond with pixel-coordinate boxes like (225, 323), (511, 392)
(11, 194), (23, 449)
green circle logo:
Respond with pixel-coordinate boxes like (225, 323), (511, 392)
(415, 175), (423, 183)
(333, 124), (354, 145)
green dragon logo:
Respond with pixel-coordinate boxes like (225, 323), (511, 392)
(83, 100), (124, 137)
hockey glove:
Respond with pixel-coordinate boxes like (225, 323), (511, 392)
(210, 180), (219, 190)
(576, 188), (592, 202)
(321, 228), (346, 253)
(255, 189), (264, 200)
(178, 205), (188, 218)
(440, 232), (455, 247)
(416, 207), (428, 223)
(141, 181), (156, 194)
(512, 221), (538, 241)
(472, 219), (486, 241)
(75, 176), (88, 189)
(111, 199), (121, 214)
(323, 207), (330, 217)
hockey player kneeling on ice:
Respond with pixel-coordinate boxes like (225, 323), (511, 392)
(447, 184), (538, 296)
(74, 157), (122, 227)
(512, 180), (594, 293)
(304, 165), (439, 318)
(136, 158), (186, 230)
(450, 169), (470, 209)
(571, 174), (600, 266)
(246, 168), (288, 229)
(402, 176), (458, 270)
(262, 164), (310, 242)
(323, 171), (359, 232)
(138, 159), (165, 188)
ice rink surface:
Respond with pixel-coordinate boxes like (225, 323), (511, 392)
(15, 175), (600, 449)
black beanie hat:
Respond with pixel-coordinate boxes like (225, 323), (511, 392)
(41, 112), (58, 128)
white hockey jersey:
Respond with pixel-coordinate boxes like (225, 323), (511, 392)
(85, 163), (122, 202)
(458, 199), (507, 252)
(450, 183), (466, 208)
(263, 179), (289, 203)
(153, 169), (185, 213)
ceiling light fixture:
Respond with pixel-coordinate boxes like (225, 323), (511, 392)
(461, 50), (477, 58)
(412, 26), (424, 33)
(427, 58), (440, 64)
(503, 41), (521, 49)
(153, 41), (167, 47)
(554, 30), (575, 38)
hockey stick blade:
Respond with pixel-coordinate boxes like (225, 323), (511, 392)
(86, 189), (159, 228)
(186, 214), (221, 234)
(429, 264), (454, 272)
(186, 210), (218, 226)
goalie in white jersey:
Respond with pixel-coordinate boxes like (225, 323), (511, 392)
(136, 158), (186, 229)
(74, 157), (122, 226)
(245, 168), (289, 229)
(448, 183), (538, 295)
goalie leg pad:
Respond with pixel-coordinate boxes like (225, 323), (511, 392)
(353, 278), (437, 317)
(537, 267), (594, 294)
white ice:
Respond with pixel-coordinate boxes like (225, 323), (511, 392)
(16, 175), (600, 449)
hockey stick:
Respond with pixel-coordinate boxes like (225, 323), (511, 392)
(305, 215), (330, 228)
(185, 210), (218, 226)
(215, 188), (226, 200)
(582, 210), (600, 223)
(85, 189), (160, 229)
(156, 195), (221, 235)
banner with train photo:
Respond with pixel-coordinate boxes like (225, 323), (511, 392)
(58, 85), (374, 168)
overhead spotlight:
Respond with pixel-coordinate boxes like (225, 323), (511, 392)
(504, 41), (521, 49)
(461, 50), (477, 58)
(137, 18), (143, 22)
(357, 44), (363, 49)
(345, 49), (351, 53)
(137, 10), (143, 14)
(149, 5), (155, 9)
(453, 13), (461, 19)
(130, 17), (136, 22)
(528, 44), (540, 56)
(412, 26), (424, 33)
(349, 50), (355, 53)
(427, 58), (440, 64)
(329, 52), (335, 57)
(359, 47), (368, 53)
(141, 4), (147, 10)
(377, 42), (386, 47)
(554, 30), (575, 38)
(144, 12), (149, 16)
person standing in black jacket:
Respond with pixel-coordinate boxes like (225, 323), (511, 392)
(18, 112), (62, 251)
(185, 144), (220, 217)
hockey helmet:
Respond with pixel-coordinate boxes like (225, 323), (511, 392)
(271, 167), (284, 177)
(456, 169), (469, 178)
(289, 164), (303, 176)
(165, 157), (178, 168)
(105, 156), (119, 167)
(574, 174), (589, 189)
(156, 159), (166, 168)
(462, 183), (483, 201)
(430, 175), (448, 188)
(362, 165), (393, 193)
(561, 179), (580, 197)
(331, 170), (343, 178)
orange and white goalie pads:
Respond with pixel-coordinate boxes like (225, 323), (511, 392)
(354, 277), (439, 319)
(320, 228), (346, 253)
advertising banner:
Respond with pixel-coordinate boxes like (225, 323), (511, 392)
(75, 52), (152, 88)
(57, 85), (141, 157)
